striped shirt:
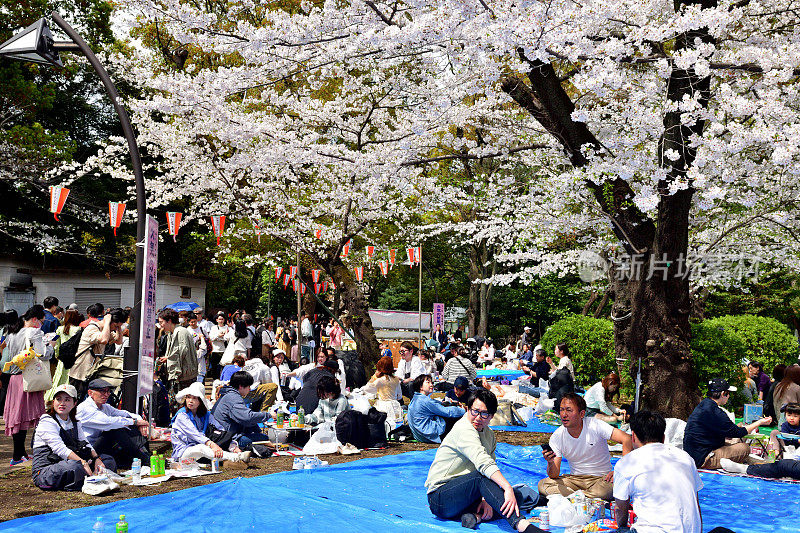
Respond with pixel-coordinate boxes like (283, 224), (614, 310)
(441, 355), (477, 383)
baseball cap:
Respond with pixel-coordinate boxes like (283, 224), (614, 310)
(453, 376), (470, 389)
(707, 378), (737, 393)
(52, 383), (78, 399)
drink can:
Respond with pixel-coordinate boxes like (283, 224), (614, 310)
(539, 510), (549, 531)
(768, 449), (777, 462)
(629, 510), (637, 524)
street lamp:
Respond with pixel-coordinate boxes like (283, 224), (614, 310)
(1, 13), (145, 412)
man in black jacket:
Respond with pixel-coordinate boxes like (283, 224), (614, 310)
(683, 378), (773, 469)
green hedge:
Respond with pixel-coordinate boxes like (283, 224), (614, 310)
(540, 314), (618, 386)
(691, 315), (799, 395)
(540, 313), (799, 396)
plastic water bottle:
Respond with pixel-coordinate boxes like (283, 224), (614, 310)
(539, 510), (549, 531)
(131, 458), (141, 483)
(115, 515), (128, 533)
(92, 517), (105, 533)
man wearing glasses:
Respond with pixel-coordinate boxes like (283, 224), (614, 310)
(683, 377), (773, 469)
(193, 308), (212, 337)
(76, 379), (150, 469)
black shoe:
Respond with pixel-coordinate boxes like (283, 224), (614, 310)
(460, 513), (478, 530)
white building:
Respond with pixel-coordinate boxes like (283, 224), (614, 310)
(0, 256), (206, 314)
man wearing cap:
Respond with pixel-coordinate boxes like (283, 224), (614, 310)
(444, 376), (472, 404)
(520, 326), (532, 348)
(76, 379), (150, 469)
(683, 378), (773, 469)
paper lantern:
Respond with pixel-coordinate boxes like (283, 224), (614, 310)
(354, 266), (364, 282)
(379, 261), (389, 276)
(283, 274), (291, 288)
(312, 269), (321, 283)
(210, 215), (226, 246)
(108, 202), (125, 237)
(275, 267), (283, 281)
(166, 212), (182, 242)
(367, 245), (375, 257)
(49, 186), (70, 221)
(340, 239), (351, 259)
(290, 266), (297, 278)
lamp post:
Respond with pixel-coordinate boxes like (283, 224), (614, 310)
(1, 13), (145, 412)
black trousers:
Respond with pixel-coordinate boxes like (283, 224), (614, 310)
(92, 427), (150, 470)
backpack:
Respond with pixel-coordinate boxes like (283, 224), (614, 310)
(56, 328), (84, 369)
(281, 328), (290, 345)
(335, 409), (371, 449)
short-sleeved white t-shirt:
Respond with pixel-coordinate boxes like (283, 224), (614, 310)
(613, 443), (702, 533)
(549, 417), (614, 475)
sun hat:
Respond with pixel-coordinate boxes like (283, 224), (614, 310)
(176, 382), (212, 410)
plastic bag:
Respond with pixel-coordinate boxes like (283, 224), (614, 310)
(302, 421), (341, 455)
(516, 406), (535, 423)
(350, 394), (371, 415)
(82, 475), (119, 496)
(546, 493), (591, 528)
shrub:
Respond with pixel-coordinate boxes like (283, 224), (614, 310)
(540, 314), (618, 387)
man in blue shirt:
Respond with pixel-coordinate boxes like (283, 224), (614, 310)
(41, 296), (60, 334)
(408, 374), (465, 443)
(683, 377), (773, 469)
(518, 343), (534, 366)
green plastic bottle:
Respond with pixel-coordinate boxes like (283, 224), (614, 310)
(158, 454), (165, 476)
(115, 514), (128, 533)
(298, 407), (305, 428)
(150, 451), (159, 477)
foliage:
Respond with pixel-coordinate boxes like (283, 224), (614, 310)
(540, 314), (618, 387)
(690, 320), (749, 398)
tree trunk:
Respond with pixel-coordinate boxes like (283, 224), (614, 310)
(477, 244), (495, 338)
(321, 257), (381, 368)
(500, 0), (715, 416)
(468, 243), (480, 338)
(582, 291), (599, 316)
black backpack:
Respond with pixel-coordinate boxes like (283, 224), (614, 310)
(335, 410), (371, 449)
(56, 327), (85, 369)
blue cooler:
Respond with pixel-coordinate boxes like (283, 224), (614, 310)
(744, 403), (763, 424)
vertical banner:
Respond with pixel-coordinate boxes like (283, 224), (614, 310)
(290, 265), (298, 278)
(283, 274), (291, 288)
(315, 228), (323, 239)
(341, 240), (351, 259)
(108, 202), (125, 237)
(389, 249), (397, 265)
(210, 215), (226, 246)
(275, 267), (283, 281)
(312, 269), (321, 283)
(314, 283), (321, 294)
(137, 215), (159, 398)
(379, 261), (389, 276)
(354, 266), (364, 281)
(301, 283), (307, 295)
(253, 220), (261, 243)
(433, 303), (445, 328)
(166, 212), (182, 242)
(293, 279), (300, 292)
(49, 186), (70, 221)
(323, 281), (329, 292)
(407, 246), (417, 266)
(367, 245), (375, 258)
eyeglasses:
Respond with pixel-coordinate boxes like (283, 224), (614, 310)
(92, 389), (111, 396)
(399, 349), (408, 354)
(469, 408), (492, 420)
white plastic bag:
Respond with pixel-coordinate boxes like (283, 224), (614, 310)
(350, 394), (371, 415)
(82, 475), (119, 496)
(546, 493), (590, 528)
(516, 405), (535, 423)
(302, 421), (341, 455)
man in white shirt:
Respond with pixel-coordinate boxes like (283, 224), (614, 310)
(76, 379), (150, 469)
(300, 312), (314, 359)
(613, 410), (703, 533)
(396, 342), (426, 399)
(243, 354), (283, 410)
(539, 392), (632, 500)
(194, 308), (212, 337)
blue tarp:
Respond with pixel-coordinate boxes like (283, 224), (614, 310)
(490, 416), (559, 433)
(476, 369), (525, 380)
(1, 444), (795, 533)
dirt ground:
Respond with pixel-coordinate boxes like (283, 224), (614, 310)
(0, 432), (550, 523)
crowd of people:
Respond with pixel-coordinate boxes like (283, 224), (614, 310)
(3, 304), (800, 533)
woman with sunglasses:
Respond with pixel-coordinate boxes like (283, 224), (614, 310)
(425, 388), (544, 532)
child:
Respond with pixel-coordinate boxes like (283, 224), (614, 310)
(304, 375), (349, 425)
(779, 402), (800, 449)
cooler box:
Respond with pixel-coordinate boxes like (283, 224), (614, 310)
(743, 403), (763, 424)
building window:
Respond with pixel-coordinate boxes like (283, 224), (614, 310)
(181, 286), (192, 299)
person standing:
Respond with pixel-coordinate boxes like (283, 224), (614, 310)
(45, 309), (82, 403)
(748, 360), (771, 401)
(612, 410), (702, 533)
(79, 303), (104, 328)
(300, 312), (314, 360)
(68, 308), (126, 401)
(2, 306), (50, 465)
(432, 324), (447, 353)
(41, 296), (60, 335)
(187, 315), (209, 384)
(208, 313), (229, 380)
(157, 308), (198, 408)
(261, 320), (276, 353)
(194, 308), (212, 338)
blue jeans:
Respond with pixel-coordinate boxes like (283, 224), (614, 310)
(747, 459), (800, 480)
(427, 471), (528, 529)
(519, 385), (547, 398)
(236, 432), (270, 451)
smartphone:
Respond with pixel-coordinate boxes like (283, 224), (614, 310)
(541, 443), (552, 453)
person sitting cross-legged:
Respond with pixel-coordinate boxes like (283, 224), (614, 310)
(76, 379), (150, 470)
(683, 377), (773, 470)
(425, 388), (546, 532)
(408, 374), (466, 444)
(210, 371), (269, 453)
(612, 410), (702, 533)
(538, 392), (632, 501)
(31, 384), (116, 491)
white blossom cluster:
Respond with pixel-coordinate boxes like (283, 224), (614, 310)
(88, 0), (800, 284)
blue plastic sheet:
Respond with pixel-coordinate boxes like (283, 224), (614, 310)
(490, 416), (559, 433)
(476, 369), (525, 379)
(1, 444), (795, 533)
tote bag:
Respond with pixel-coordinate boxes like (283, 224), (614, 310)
(21, 337), (53, 392)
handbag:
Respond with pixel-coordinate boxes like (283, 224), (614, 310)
(21, 337), (53, 392)
(206, 423), (236, 450)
